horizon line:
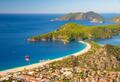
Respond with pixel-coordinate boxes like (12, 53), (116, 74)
(0, 12), (120, 14)
(0, 11), (120, 14)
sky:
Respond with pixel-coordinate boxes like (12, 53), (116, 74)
(0, 0), (120, 14)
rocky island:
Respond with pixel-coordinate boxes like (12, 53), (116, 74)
(51, 11), (104, 23)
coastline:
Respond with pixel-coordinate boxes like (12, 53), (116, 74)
(0, 41), (91, 75)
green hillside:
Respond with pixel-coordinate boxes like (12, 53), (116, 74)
(30, 23), (120, 43)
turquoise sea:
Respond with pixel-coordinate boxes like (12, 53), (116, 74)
(0, 14), (120, 71)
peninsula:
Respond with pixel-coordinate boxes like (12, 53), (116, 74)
(29, 23), (120, 44)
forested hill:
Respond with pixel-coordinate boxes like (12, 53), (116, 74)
(29, 23), (120, 44)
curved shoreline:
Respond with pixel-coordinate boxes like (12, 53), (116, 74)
(0, 41), (91, 75)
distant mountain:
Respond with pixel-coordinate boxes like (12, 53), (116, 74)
(51, 11), (104, 23)
(112, 16), (120, 22)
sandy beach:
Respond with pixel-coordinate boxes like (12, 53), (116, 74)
(0, 41), (91, 75)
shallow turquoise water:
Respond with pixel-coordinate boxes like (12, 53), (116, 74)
(96, 35), (120, 45)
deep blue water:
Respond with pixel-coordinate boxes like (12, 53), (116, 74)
(0, 14), (120, 71)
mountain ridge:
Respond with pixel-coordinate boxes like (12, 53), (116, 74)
(51, 11), (104, 23)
